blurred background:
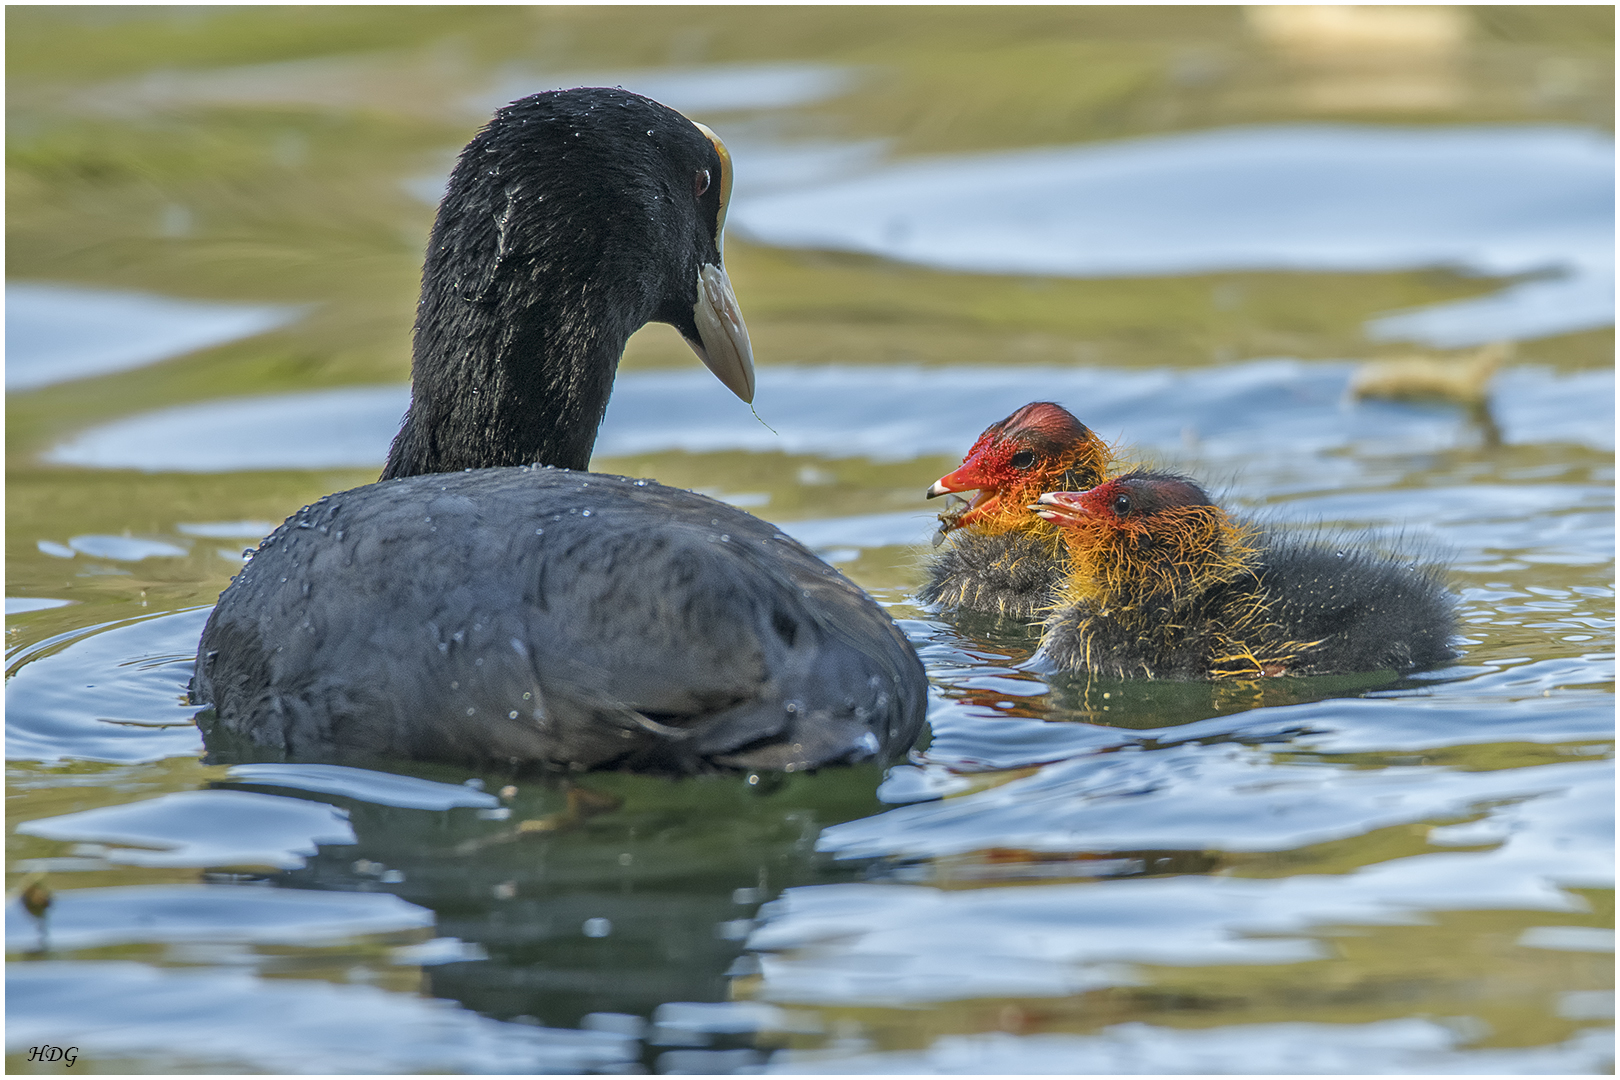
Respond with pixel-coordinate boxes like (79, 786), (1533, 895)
(6, 6), (1614, 1074)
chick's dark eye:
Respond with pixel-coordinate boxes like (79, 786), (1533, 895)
(694, 169), (711, 197)
(1112, 494), (1132, 516)
(1008, 450), (1036, 470)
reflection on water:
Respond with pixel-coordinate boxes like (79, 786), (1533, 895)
(4, 884), (428, 953)
(9, 959), (637, 1074)
(767, 1020), (1616, 1074)
(753, 776), (1608, 996)
(732, 124), (1615, 347)
(824, 743), (1614, 861)
(5, 283), (301, 392)
(6, 609), (209, 764)
(40, 360), (1615, 472)
(4, 599), (72, 616)
(44, 385), (410, 472)
(1366, 266), (1617, 348)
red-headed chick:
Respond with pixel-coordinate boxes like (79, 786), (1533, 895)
(920, 402), (1116, 619)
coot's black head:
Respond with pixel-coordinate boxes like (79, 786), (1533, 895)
(387, 87), (754, 479)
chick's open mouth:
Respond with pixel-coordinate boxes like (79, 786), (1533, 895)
(932, 489), (997, 545)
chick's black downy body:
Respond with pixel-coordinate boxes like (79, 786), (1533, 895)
(920, 528), (1069, 620)
(1039, 531), (1459, 680)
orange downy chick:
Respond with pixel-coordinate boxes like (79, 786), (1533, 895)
(1034, 472), (1458, 680)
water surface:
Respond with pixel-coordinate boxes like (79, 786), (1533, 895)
(7, 8), (1613, 1075)
(5, 284), (301, 392)
(732, 124), (1615, 348)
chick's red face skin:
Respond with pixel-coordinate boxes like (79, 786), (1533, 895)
(929, 402), (1107, 535)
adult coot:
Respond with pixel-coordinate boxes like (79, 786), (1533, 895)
(191, 88), (927, 775)
(1031, 472), (1458, 679)
(919, 402), (1115, 618)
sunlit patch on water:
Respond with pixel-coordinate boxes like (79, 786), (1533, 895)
(4, 883), (429, 954)
(15, 789), (356, 870)
(6, 608), (209, 764)
(5, 598), (72, 616)
(5, 283), (302, 391)
(731, 124), (1615, 347)
(7, 959), (637, 1074)
(765, 1021), (1616, 1073)
(39, 361), (1615, 474)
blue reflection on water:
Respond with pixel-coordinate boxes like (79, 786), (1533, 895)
(5, 283), (301, 391)
(731, 124), (1615, 346)
(15, 789), (355, 870)
(6, 959), (635, 1074)
(4, 884), (428, 953)
(39, 362), (1616, 473)
(765, 1020), (1615, 1073)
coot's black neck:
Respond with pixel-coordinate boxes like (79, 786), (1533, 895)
(381, 259), (646, 480)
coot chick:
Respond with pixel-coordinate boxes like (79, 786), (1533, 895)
(919, 402), (1114, 618)
(192, 88), (927, 775)
(1032, 472), (1457, 679)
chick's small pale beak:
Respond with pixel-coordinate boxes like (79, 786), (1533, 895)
(690, 263), (755, 403)
(1033, 491), (1091, 525)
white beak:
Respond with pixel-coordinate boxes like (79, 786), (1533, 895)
(689, 263), (755, 403)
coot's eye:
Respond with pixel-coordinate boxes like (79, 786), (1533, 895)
(1112, 494), (1132, 516)
(1009, 450), (1035, 470)
(694, 169), (712, 197)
